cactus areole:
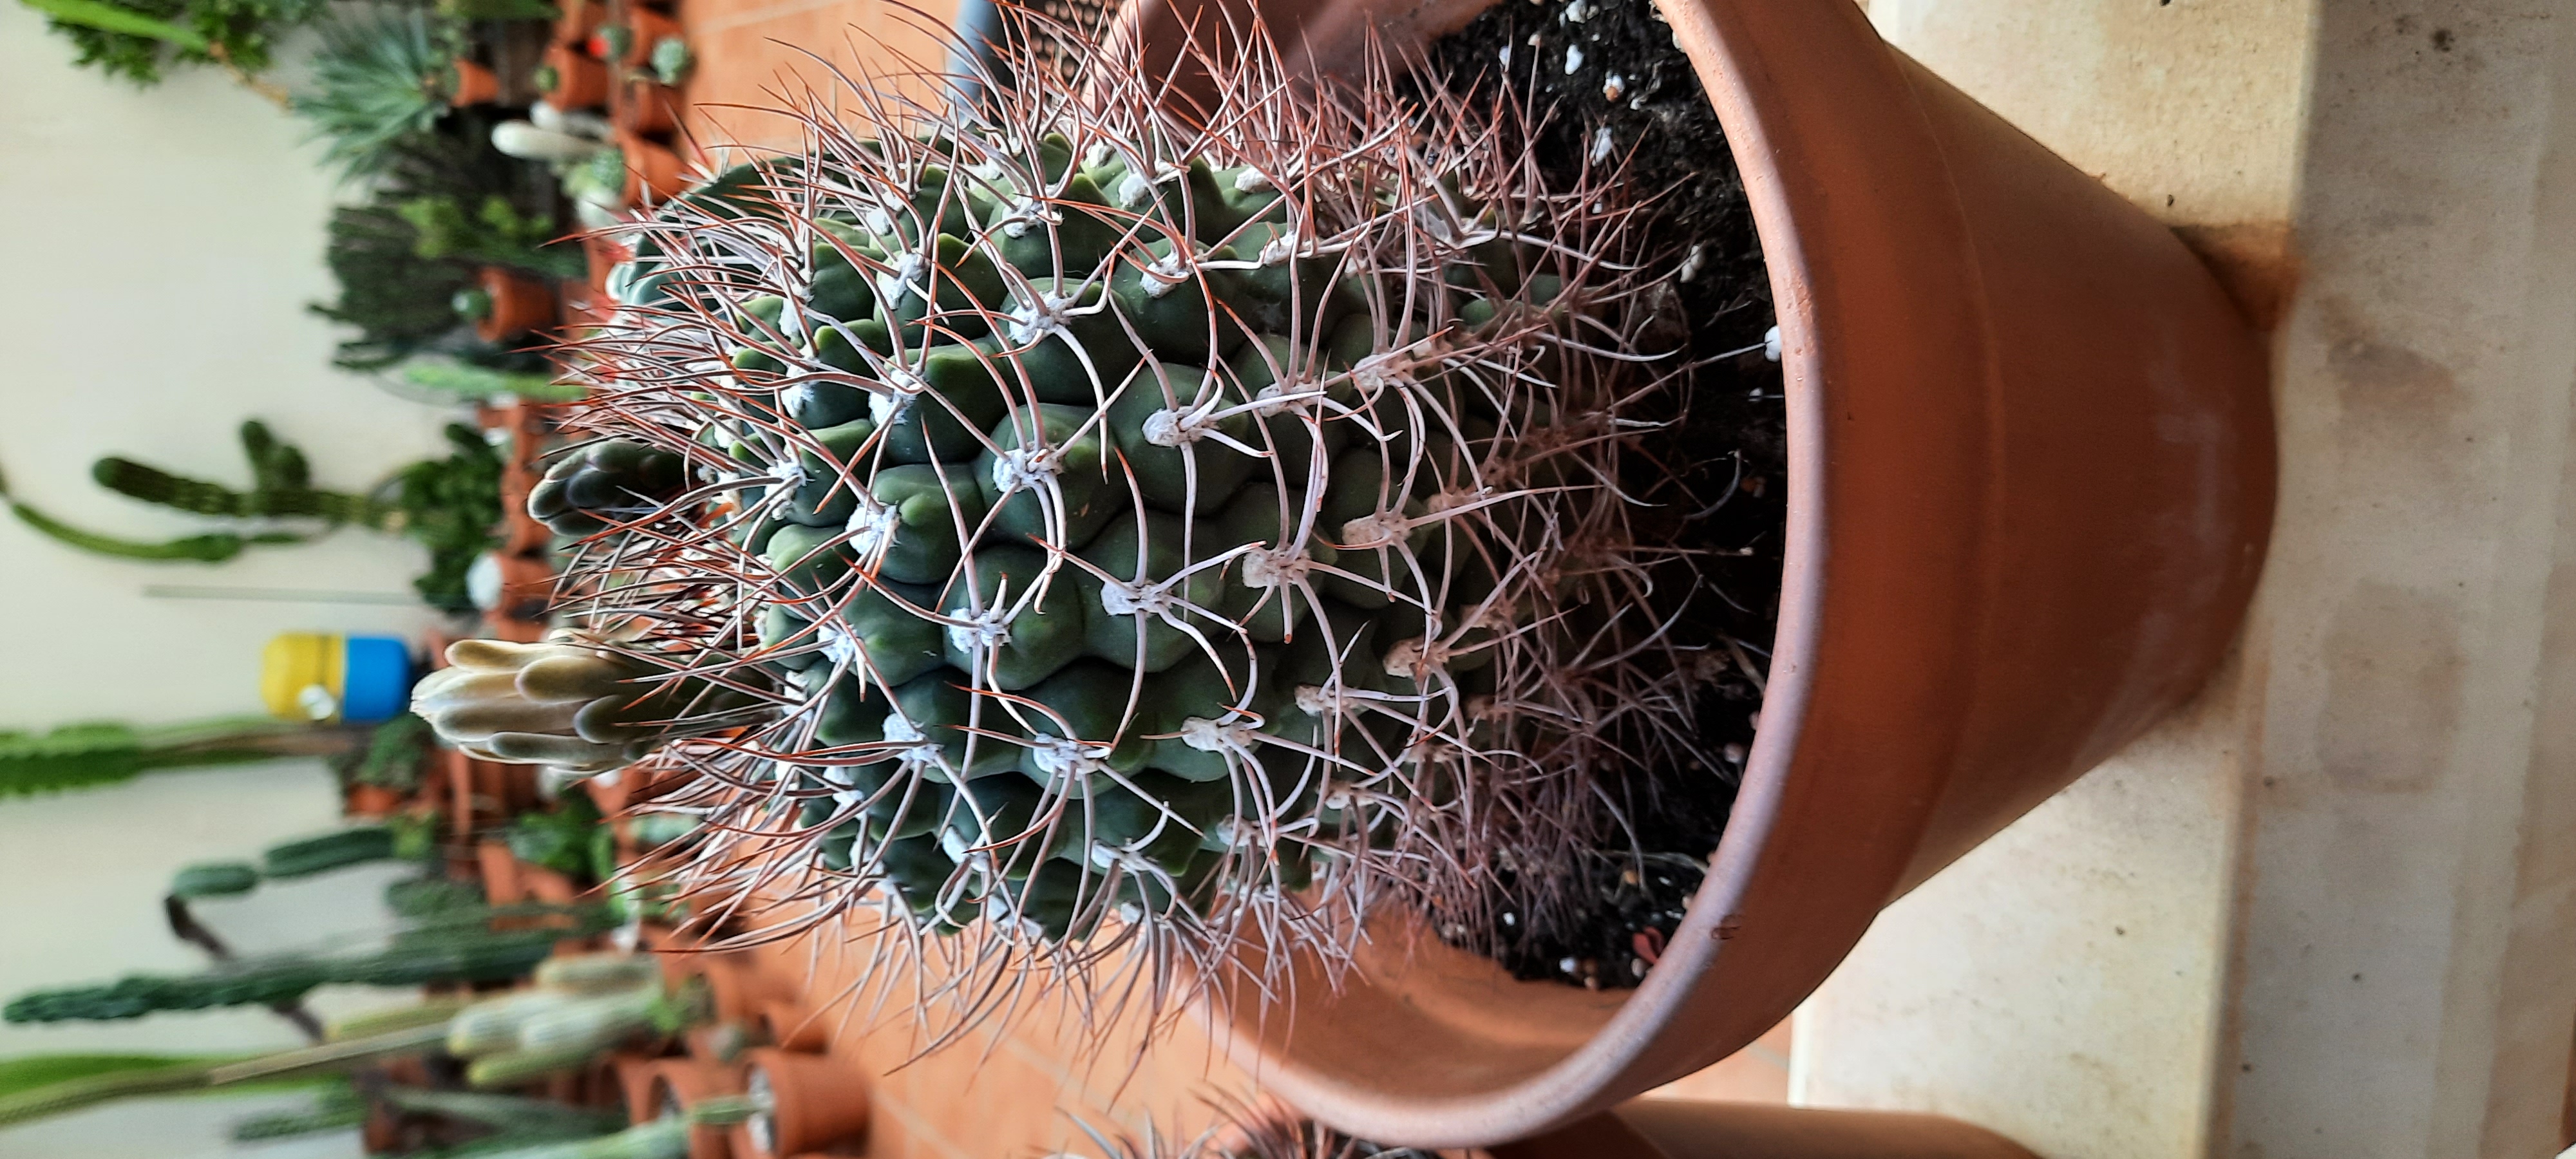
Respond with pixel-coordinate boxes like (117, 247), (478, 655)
(426, 15), (1764, 1014)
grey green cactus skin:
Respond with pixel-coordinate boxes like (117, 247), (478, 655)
(527, 440), (690, 538)
(453, 23), (1710, 982)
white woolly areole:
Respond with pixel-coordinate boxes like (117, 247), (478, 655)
(1006, 292), (1076, 345)
(818, 621), (864, 669)
(871, 361), (930, 427)
(1338, 511), (1408, 549)
(876, 249), (928, 305)
(989, 444), (1055, 495)
(1141, 397), (1222, 447)
(945, 607), (1012, 655)
(1383, 636), (1432, 678)
(998, 197), (1056, 240)
(1026, 733), (1110, 779)
(1097, 579), (1171, 619)
(1179, 716), (1260, 753)
(883, 711), (947, 773)
(1140, 250), (1192, 299)
(1239, 549), (1309, 589)
(844, 496), (901, 557)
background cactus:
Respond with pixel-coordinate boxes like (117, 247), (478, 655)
(439, 11), (1751, 1027)
(3, 903), (611, 1023)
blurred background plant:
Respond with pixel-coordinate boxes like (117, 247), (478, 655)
(0, 419), (504, 610)
(17, 0), (322, 92)
(291, 9), (463, 180)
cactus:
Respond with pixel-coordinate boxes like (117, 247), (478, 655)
(169, 862), (262, 899)
(5, 419), (504, 612)
(261, 824), (401, 878)
(434, 12), (1745, 1025)
(3, 905), (610, 1023)
(0, 715), (342, 798)
(526, 440), (692, 537)
(442, 954), (709, 1087)
(413, 636), (771, 772)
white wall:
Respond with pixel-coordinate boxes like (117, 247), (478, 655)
(1, 6), (468, 1154)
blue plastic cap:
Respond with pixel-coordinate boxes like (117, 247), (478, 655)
(339, 636), (416, 724)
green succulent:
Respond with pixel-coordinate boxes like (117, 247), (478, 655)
(290, 11), (457, 180)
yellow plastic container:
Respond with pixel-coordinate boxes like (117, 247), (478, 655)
(262, 632), (415, 724)
(262, 632), (345, 722)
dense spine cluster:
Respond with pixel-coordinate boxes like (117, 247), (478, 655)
(430, 12), (1730, 1029)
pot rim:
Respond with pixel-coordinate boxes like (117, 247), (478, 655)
(1196, 0), (2083, 1142)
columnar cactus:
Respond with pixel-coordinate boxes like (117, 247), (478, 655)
(437, 12), (1739, 1023)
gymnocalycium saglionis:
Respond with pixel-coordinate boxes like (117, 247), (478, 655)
(417, 9), (1747, 1038)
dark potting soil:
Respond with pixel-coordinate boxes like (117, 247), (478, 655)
(1412, 0), (1785, 990)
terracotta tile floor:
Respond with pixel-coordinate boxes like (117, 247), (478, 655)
(728, 910), (1788, 1156)
(676, 0), (960, 158)
(662, 0), (1791, 1147)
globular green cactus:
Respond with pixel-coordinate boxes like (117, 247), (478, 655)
(436, 13), (1737, 1019)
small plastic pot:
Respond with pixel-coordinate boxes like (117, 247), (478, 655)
(634, 1059), (747, 1159)
(616, 79), (679, 136)
(535, 43), (610, 110)
(345, 783), (404, 818)
(731, 1048), (869, 1159)
(755, 1001), (829, 1053)
(551, 0), (603, 48)
(468, 266), (560, 343)
(448, 57), (501, 106)
(611, 1053), (665, 1122)
(658, 950), (776, 1025)
(260, 632), (414, 724)
(595, 10), (685, 67)
(616, 131), (691, 203)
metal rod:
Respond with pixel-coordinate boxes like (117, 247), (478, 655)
(142, 584), (419, 605)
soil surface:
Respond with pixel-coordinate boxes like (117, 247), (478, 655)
(1413, 0), (1784, 990)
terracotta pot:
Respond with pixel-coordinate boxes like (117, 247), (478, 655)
(538, 42), (611, 110)
(616, 131), (692, 203)
(633, 1059), (747, 1159)
(611, 1053), (665, 1122)
(450, 57), (502, 106)
(1150, 0), (2275, 1147)
(730, 1048), (869, 1159)
(1492, 1102), (2037, 1159)
(491, 549), (558, 620)
(617, 79), (679, 136)
(552, 0), (603, 48)
(659, 949), (778, 1024)
(345, 782), (404, 818)
(616, 9), (682, 68)
(755, 1000), (829, 1052)
(471, 266), (560, 344)
(477, 838), (526, 906)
